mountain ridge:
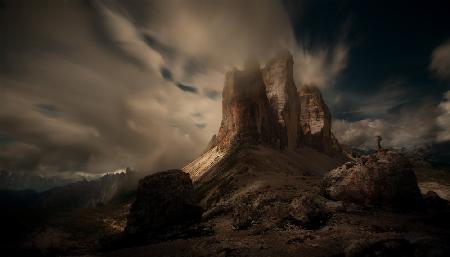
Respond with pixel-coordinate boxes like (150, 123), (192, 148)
(183, 50), (343, 182)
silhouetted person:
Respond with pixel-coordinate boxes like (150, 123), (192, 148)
(376, 135), (382, 150)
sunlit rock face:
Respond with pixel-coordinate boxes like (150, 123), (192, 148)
(299, 85), (340, 154)
(262, 50), (300, 150)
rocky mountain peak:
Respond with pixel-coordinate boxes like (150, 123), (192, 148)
(215, 65), (278, 150)
(262, 50), (299, 150)
(298, 85), (340, 154)
(204, 51), (340, 155)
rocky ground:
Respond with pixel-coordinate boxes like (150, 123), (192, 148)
(95, 148), (449, 257)
(416, 167), (450, 201)
(6, 148), (449, 257)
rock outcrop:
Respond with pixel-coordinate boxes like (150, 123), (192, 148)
(322, 150), (423, 209)
(214, 62), (278, 150)
(298, 85), (341, 154)
(125, 170), (202, 236)
(205, 50), (340, 155)
(262, 50), (300, 150)
(184, 50), (344, 183)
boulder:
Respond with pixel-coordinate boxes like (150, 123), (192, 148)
(125, 170), (202, 236)
(322, 150), (423, 209)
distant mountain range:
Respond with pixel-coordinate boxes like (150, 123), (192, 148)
(0, 170), (77, 192)
(37, 170), (139, 209)
(0, 169), (139, 210)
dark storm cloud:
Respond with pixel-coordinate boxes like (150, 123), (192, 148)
(142, 33), (177, 61)
(160, 67), (199, 94)
(160, 67), (174, 81)
(175, 82), (198, 94)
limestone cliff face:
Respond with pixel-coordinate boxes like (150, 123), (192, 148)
(215, 65), (278, 150)
(205, 51), (340, 155)
(184, 51), (343, 181)
(298, 86), (341, 154)
(262, 50), (300, 150)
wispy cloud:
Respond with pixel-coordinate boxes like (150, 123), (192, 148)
(430, 40), (450, 81)
(294, 41), (349, 89)
(94, 1), (165, 72)
(333, 95), (443, 149)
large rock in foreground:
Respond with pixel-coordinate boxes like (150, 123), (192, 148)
(125, 170), (202, 236)
(322, 150), (422, 209)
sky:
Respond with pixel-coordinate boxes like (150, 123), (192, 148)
(0, 0), (449, 177)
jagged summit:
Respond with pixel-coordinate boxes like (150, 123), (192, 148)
(299, 85), (341, 154)
(201, 50), (340, 154)
(262, 50), (299, 150)
(184, 50), (343, 181)
(215, 65), (278, 150)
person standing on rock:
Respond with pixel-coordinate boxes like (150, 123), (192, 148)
(376, 135), (382, 150)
